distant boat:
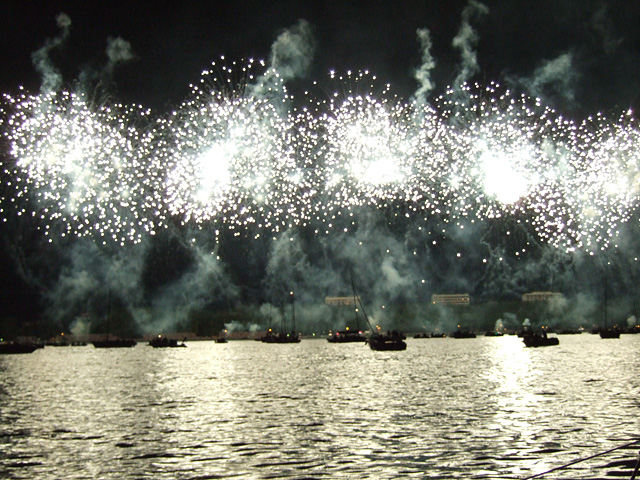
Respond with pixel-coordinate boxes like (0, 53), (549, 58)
(522, 331), (559, 347)
(600, 276), (620, 339)
(557, 328), (582, 334)
(349, 271), (406, 351)
(414, 332), (446, 338)
(214, 330), (228, 343)
(92, 292), (137, 348)
(367, 330), (407, 351)
(260, 331), (300, 343)
(599, 328), (620, 339)
(0, 342), (41, 354)
(484, 331), (504, 337)
(148, 335), (186, 348)
(327, 329), (366, 342)
(261, 293), (300, 344)
(451, 330), (476, 338)
(327, 281), (367, 343)
(93, 338), (137, 348)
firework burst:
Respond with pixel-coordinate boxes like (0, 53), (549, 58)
(1, 88), (159, 245)
(1, 64), (639, 256)
(159, 58), (301, 238)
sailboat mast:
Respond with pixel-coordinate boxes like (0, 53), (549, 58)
(350, 270), (374, 332)
(291, 291), (296, 334)
(106, 290), (111, 341)
(604, 276), (608, 329)
(351, 276), (359, 330)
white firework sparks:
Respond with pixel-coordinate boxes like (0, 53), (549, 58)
(1, 66), (639, 256)
(1, 89), (160, 245)
(159, 58), (299, 236)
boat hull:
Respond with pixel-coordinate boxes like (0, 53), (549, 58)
(599, 329), (620, 339)
(260, 333), (300, 343)
(327, 331), (366, 343)
(92, 339), (137, 348)
(0, 343), (40, 354)
(367, 335), (407, 351)
(523, 335), (559, 347)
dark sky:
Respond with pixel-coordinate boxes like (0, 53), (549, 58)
(1, 0), (639, 117)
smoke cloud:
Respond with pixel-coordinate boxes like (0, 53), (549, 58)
(249, 19), (315, 100)
(413, 28), (437, 104)
(105, 37), (135, 76)
(31, 12), (72, 93)
(513, 52), (579, 108)
(452, 0), (488, 88)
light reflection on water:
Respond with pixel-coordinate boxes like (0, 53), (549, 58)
(0, 334), (638, 479)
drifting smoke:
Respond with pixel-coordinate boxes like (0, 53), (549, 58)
(513, 52), (579, 108)
(145, 236), (240, 334)
(105, 37), (135, 76)
(412, 28), (437, 105)
(77, 36), (136, 92)
(269, 19), (315, 82)
(591, 4), (623, 55)
(249, 19), (315, 101)
(44, 241), (146, 332)
(31, 12), (71, 93)
(451, 0), (488, 89)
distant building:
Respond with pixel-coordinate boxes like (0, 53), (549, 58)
(325, 296), (360, 306)
(522, 291), (563, 302)
(431, 294), (470, 305)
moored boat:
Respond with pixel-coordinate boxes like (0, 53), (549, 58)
(260, 331), (300, 343)
(451, 330), (476, 338)
(327, 329), (366, 343)
(148, 335), (186, 348)
(600, 276), (620, 339)
(348, 271), (406, 352)
(261, 292), (300, 344)
(522, 331), (559, 347)
(484, 330), (504, 336)
(0, 342), (41, 354)
(93, 291), (137, 348)
(93, 338), (137, 348)
(367, 331), (407, 351)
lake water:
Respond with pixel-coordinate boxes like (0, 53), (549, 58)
(1, 334), (639, 479)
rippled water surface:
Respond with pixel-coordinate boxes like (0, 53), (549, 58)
(1, 334), (639, 479)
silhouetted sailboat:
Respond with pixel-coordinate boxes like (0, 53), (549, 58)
(261, 293), (300, 343)
(349, 271), (406, 351)
(327, 278), (367, 343)
(92, 292), (137, 348)
(600, 277), (620, 339)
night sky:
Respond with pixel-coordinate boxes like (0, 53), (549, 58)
(2, 1), (639, 115)
(1, 1), (640, 334)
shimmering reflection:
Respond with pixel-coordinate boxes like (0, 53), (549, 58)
(0, 335), (638, 479)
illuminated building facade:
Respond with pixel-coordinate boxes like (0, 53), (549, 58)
(431, 294), (470, 305)
(325, 296), (360, 306)
(522, 291), (563, 302)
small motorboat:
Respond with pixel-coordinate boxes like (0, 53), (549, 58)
(367, 331), (407, 351)
(522, 332), (559, 347)
(148, 335), (186, 348)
